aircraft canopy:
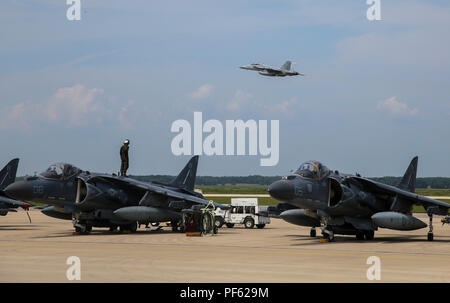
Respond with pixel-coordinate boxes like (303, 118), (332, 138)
(40, 163), (81, 180)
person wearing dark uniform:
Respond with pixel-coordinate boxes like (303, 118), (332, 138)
(120, 139), (130, 177)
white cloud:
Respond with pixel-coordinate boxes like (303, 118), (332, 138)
(271, 97), (300, 116)
(118, 99), (136, 129)
(0, 84), (130, 131)
(187, 84), (214, 100)
(0, 101), (36, 131)
(225, 90), (253, 111)
(377, 97), (419, 116)
(45, 84), (107, 126)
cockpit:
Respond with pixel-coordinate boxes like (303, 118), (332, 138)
(294, 161), (330, 180)
(40, 163), (81, 180)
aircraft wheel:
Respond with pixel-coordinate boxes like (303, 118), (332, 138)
(356, 231), (365, 240)
(179, 224), (186, 233)
(256, 224), (266, 229)
(74, 226), (82, 233)
(427, 232), (434, 241)
(322, 227), (335, 241)
(244, 218), (255, 229)
(322, 231), (334, 241)
(215, 217), (224, 228)
(328, 232), (335, 241)
(172, 221), (180, 232)
(119, 225), (130, 233)
(364, 231), (374, 240)
(109, 225), (118, 232)
(129, 222), (138, 233)
(310, 228), (316, 237)
(226, 223), (235, 228)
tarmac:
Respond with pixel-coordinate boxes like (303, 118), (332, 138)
(0, 210), (449, 282)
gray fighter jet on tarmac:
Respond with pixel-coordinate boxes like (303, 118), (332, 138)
(5, 156), (224, 233)
(0, 159), (31, 219)
(268, 157), (450, 241)
(240, 61), (304, 77)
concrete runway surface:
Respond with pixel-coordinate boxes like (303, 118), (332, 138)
(0, 210), (449, 282)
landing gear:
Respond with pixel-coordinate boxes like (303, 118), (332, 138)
(321, 226), (334, 241)
(171, 220), (181, 232)
(356, 231), (365, 240)
(320, 218), (334, 241)
(427, 213), (434, 241)
(119, 222), (137, 233)
(74, 224), (91, 234)
(73, 216), (92, 234)
(364, 230), (375, 240)
(355, 230), (374, 240)
(310, 228), (316, 237)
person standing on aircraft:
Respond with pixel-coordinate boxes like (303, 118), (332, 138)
(120, 139), (130, 177)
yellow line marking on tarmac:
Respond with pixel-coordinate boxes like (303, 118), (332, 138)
(1, 241), (449, 262)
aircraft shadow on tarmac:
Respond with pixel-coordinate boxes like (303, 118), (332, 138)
(0, 224), (41, 231)
(32, 226), (261, 239)
(286, 233), (450, 246)
(32, 227), (203, 239)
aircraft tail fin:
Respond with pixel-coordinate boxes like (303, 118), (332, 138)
(170, 156), (199, 191)
(0, 158), (19, 190)
(280, 60), (292, 71)
(397, 156), (418, 193)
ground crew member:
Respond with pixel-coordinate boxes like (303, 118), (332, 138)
(120, 139), (130, 177)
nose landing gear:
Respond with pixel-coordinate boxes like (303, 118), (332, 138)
(321, 226), (334, 242)
(427, 213), (434, 241)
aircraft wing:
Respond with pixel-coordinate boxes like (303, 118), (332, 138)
(87, 175), (228, 209)
(345, 176), (450, 213)
(264, 68), (281, 74)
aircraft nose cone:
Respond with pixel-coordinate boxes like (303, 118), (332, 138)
(4, 181), (32, 201)
(268, 180), (295, 201)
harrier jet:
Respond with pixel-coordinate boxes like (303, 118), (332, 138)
(240, 60), (304, 77)
(5, 156), (224, 233)
(0, 159), (31, 219)
(268, 157), (449, 241)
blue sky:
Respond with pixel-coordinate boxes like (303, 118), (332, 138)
(1, 0), (450, 177)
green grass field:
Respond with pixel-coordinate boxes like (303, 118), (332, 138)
(198, 184), (269, 194)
